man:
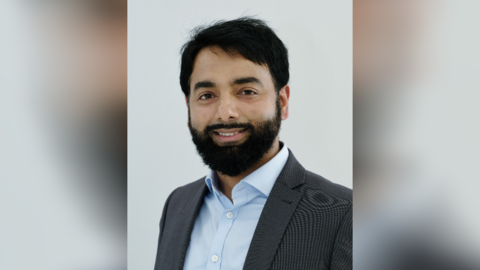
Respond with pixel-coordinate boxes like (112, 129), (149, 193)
(154, 17), (352, 270)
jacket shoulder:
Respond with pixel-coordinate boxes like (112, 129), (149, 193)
(167, 176), (206, 201)
(301, 170), (352, 207)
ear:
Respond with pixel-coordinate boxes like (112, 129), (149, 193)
(185, 95), (190, 128)
(279, 85), (290, 120)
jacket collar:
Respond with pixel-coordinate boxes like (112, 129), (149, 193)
(243, 150), (306, 269)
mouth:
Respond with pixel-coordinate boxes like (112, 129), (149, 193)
(212, 128), (247, 143)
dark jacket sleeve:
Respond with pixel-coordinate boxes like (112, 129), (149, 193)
(330, 207), (352, 270)
(154, 188), (178, 269)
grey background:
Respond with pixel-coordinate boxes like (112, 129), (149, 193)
(129, 0), (352, 269)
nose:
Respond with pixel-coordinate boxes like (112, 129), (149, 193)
(216, 94), (239, 123)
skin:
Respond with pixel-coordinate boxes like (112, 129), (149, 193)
(187, 46), (290, 202)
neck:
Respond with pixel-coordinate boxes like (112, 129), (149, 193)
(217, 138), (281, 202)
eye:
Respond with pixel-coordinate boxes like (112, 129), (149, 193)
(199, 93), (214, 100)
(240, 90), (256, 95)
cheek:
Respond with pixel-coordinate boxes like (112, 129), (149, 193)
(241, 98), (277, 120)
(189, 105), (215, 129)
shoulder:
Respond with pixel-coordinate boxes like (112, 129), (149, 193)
(165, 176), (206, 203)
(280, 149), (352, 210)
(159, 177), (208, 227)
(295, 170), (352, 217)
(303, 170), (352, 204)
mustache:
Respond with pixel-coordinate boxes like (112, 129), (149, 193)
(204, 122), (254, 134)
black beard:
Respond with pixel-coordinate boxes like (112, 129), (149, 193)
(188, 100), (282, 177)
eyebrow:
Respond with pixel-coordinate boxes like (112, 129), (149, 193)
(193, 81), (216, 92)
(232, 77), (263, 87)
(192, 77), (263, 93)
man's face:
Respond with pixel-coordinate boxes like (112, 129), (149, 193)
(187, 46), (289, 176)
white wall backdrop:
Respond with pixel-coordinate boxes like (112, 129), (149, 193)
(129, 0), (352, 269)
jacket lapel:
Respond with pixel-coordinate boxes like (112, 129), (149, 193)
(243, 150), (306, 270)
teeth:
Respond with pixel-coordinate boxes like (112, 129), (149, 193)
(219, 132), (239, 137)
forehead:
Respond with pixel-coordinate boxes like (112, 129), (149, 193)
(191, 46), (274, 86)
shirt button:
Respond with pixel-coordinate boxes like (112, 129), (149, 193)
(212, 255), (219, 262)
(226, 212), (233, 219)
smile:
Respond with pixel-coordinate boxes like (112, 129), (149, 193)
(218, 131), (240, 137)
(213, 128), (247, 142)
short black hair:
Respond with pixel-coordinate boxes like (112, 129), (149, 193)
(180, 17), (289, 98)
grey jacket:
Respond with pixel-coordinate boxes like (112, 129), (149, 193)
(154, 150), (352, 270)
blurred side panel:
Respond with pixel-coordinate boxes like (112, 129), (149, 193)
(354, 0), (480, 269)
(0, 0), (126, 269)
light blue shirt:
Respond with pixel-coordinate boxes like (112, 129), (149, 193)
(183, 143), (289, 270)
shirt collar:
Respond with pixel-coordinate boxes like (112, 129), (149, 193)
(205, 169), (218, 194)
(204, 142), (289, 198)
